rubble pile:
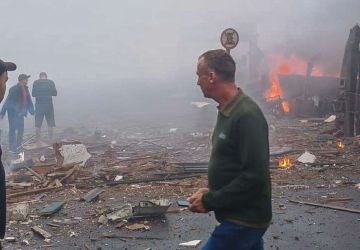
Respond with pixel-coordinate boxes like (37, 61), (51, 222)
(1, 117), (360, 249)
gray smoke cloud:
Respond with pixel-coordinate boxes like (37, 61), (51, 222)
(0, 0), (358, 127)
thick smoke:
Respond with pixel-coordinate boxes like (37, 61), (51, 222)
(0, 0), (358, 127)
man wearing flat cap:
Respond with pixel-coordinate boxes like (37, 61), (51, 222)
(0, 59), (17, 246)
(0, 73), (34, 153)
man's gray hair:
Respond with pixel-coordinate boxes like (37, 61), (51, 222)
(199, 49), (236, 82)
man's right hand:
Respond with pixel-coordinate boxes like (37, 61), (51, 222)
(187, 188), (209, 206)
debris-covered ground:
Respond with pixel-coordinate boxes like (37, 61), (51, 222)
(2, 114), (360, 250)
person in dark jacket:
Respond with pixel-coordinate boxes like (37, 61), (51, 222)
(0, 59), (17, 247)
(0, 74), (34, 153)
(32, 72), (57, 142)
(188, 50), (271, 250)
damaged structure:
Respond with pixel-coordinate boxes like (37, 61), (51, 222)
(336, 24), (360, 136)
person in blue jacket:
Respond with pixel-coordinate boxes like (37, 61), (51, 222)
(0, 74), (34, 153)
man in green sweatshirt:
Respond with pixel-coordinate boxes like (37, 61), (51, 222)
(188, 49), (272, 250)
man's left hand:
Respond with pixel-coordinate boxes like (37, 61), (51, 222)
(188, 190), (208, 213)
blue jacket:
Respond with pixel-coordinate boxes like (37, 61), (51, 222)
(0, 83), (34, 117)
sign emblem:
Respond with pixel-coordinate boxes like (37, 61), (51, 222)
(220, 28), (239, 50)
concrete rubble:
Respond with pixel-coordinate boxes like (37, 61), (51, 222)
(1, 117), (359, 249)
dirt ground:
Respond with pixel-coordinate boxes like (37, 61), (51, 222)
(2, 114), (360, 250)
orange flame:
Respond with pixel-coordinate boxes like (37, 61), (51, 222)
(278, 156), (293, 169)
(264, 54), (330, 113)
(281, 101), (290, 113)
(265, 75), (283, 101)
(337, 141), (345, 149)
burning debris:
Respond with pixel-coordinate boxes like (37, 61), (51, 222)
(278, 156), (293, 169)
(262, 54), (339, 117)
(336, 141), (345, 149)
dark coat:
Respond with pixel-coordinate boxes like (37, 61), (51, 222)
(32, 79), (57, 105)
(0, 83), (34, 117)
(0, 148), (5, 239)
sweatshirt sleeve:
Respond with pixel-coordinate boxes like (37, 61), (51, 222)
(32, 82), (37, 97)
(28, 93), (34, 115)
(202, 114), (270, 211)
(51, 81), (57, 96)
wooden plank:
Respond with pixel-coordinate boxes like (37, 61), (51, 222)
(7, 186), (59, 199)
(81, 187), (104, 202)
(325, 197), (353, 203)
(31, 226), (52, 239)
(25, 167), (44, 181)
(60, 164), (79, 183)
(289, 199), (360, 214)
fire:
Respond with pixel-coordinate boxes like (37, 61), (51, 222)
(278, 156), (293, 169)
(281, 101), (290, 113)
(264, 54), (331, 113)
(337, 141), (345, 149)
(265, 75), (283, 100)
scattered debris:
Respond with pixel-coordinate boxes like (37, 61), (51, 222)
(31, 226), (52, 239)
(107, 204), (133, 221)
(115, 221), (126, 229)
(81, 187), (105, 202)
(98, 215), (108, 225)
(40, 201), (66, 216)
(53, 142), (91, 167)
(279, 185), (310, 189)
(114, 175), (123, 181)
(324, 115), (336, 123)
(5, 236), (16, 242)
(289, 199), (360, 214)
(125, 223), (151, 231)
(297, 151), (316, 164)
(270, 146), (293, 156)
(7, 186), (60, 199)
(102, 233), (164, 240)
(179, 240), (202, 247)
(11, 203), (30, 221)
(69, 231), (78, 237)
(133, 199), (171, 217)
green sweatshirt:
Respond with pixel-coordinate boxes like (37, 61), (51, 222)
(202, 89), (272, 225)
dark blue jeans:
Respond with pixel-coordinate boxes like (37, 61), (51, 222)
(8, 113), (24, 152)
(202, 221), (267, 250)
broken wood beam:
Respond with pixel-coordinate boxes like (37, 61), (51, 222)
(325, 197), (353, 203)
(308, 161), (354, 166)
(106, 174), (202, 187)
(59, 164), (80, 183)
(289, 199), (360, 214)
(102, 233), (164, 240)
(31, 226), (52, 239)
(25, 167), (44, 181)
(7, 186), (59, 199)
(81, 187), (105, 202)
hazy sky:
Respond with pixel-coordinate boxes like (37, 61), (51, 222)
(0, 0), (359, 126)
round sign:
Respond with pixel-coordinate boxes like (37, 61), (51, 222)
(220, 28), (239, 50)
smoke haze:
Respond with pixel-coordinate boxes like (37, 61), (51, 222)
(0, 0), (358, 129)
